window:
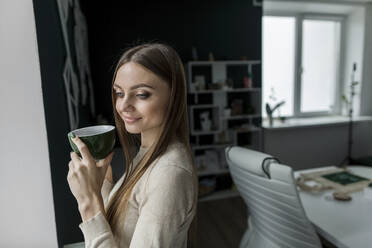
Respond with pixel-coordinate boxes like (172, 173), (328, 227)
(263, 15), (343, 118)
(263, 16), (295, 117)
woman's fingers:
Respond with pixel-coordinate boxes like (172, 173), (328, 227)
(70, 152), (82, 166)
(67, 161), (73, 179)
(71, 136), (95, 165)
(68, 160), (74, 169)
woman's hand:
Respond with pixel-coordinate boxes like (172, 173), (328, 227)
(105, 164), (113, 184)
(67, 136), (114, 220)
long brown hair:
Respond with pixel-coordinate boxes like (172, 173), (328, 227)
(106, 43), (198, 243)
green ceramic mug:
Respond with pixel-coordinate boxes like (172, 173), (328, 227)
(67, 125), (116, 161)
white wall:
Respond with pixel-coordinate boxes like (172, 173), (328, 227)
(0, 1), (58, 247)
(360, 3), (372, 115)
(343, 6), (365, 116)
(263, 122), (372, 170)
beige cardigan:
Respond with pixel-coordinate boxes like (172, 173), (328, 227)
(79, 141), (197, 248)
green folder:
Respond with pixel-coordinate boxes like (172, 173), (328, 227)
(322, 171), (369, 185)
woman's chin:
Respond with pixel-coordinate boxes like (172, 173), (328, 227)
(125, 126), (141, 134)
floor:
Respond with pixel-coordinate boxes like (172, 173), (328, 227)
(64, 195), (336, 248)
(193, 196), (336, 248)
(195, 196), (248, 248)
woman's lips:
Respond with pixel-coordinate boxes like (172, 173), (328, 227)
(123, 116), (141, 124)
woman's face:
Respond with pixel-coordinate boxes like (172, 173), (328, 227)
(113, 62), (170, 140)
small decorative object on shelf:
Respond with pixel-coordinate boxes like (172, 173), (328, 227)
(208, 52), (215, 61)
(223, 107), (231, 117)
(225, 78), (233, 89)
(194, 75), (206, 90)
(231, 99), (244, 116)
(195, 155), (206, 171)
(243, 72), (254, 88)
(200, 111), (212, 131)
(216, 130), (230, 144)
(195, 149), (220, 174)
(190, 81), (198, 92)
(208, 82), (222, 90)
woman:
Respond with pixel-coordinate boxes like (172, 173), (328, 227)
(67, 43), (198, 247)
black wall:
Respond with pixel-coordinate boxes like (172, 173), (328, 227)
(33, 0), (262, 246)
(80, 0), (262, 124)
(33, 0), (91, 246)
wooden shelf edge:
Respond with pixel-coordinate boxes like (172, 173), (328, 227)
(221, 114), (261, 120)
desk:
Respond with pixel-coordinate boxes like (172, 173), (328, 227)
(295, 166), (372, 248)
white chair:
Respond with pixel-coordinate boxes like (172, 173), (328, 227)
(225, 146), (322, 248)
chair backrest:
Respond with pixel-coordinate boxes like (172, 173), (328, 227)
(225, 146), (321, 248)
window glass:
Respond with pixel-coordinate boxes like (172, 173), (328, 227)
(263, 16), (295, 117)
(301, 19), (340, 113)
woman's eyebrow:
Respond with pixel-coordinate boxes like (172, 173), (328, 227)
(113, 83), (155, 90)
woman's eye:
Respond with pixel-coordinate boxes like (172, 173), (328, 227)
(136, 93), (150, 99)
(115, 92), (124, 97)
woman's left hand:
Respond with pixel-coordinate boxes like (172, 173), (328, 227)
(67, 136), (114, 208)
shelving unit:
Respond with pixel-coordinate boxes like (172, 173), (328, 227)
(186, 60), (262, 202)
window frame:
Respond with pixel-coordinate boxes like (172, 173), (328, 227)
(263, 12), (346, 118)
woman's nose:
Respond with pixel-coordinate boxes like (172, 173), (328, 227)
(118, 96), (135, 112)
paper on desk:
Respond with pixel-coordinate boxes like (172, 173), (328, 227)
(304, 180), (322, 187)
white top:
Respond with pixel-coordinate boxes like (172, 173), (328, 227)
(79, 140), (197, 248)
(295, 166), (372, 248)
